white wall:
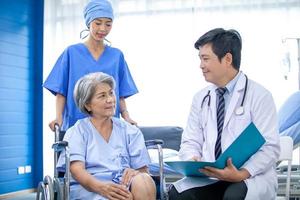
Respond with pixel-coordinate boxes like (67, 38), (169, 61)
(110, 8), (300, 127)
(43, 2), (300, 176)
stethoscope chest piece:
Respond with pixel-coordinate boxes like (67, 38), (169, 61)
(235, 106), (244, 115)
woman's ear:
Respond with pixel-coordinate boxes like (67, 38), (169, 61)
(85, 104), (91, 112)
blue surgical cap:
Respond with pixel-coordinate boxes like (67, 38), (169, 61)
(84, 0), (114, 27)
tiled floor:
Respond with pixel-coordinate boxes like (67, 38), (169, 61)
(3, 193), (36, 200)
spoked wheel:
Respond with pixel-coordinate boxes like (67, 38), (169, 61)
(43, 176), (54, 200)
(53, 177), (63, 200)
(36, 182), (47, 200)
(36, 176), (54, 200)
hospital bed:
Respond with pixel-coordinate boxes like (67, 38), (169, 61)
(36, 125), (184, 200)
(277, 91), (300, 199)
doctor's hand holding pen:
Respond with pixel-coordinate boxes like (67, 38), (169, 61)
(199, 158), (250, 182)
(189, 156), (201, 161)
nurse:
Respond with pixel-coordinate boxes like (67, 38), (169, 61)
(57, 72), (156, 200)
(169, 28), (280, 200)
(44, 0), (138, 131)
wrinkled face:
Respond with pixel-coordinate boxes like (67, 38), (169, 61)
(89, 18), (113, 41)
(198, 43), (230, 87)
(85, 83), (116, 118)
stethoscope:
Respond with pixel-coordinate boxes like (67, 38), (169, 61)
(200, 74), (248, 116)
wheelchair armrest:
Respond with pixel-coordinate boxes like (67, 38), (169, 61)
(145, 139), (164, 148)
(145, 139), (167, 199)
(52, 141), (68, 152)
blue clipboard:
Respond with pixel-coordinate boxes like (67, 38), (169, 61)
(165, 122), (266, 177)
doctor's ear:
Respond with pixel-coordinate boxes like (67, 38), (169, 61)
(224, 52), (233, 66)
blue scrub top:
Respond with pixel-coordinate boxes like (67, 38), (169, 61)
(57, 117), (151, 199)
(43, 43), (138, 130)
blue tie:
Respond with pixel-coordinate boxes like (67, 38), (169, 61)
(215, 87), (227, 159)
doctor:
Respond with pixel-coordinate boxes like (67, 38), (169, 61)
(169, 28), (280, 200)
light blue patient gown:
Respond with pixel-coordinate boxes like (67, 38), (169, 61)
(278, 91), (300, 146)
(57, 117), (151, 200)
(43, 43), (138, 130)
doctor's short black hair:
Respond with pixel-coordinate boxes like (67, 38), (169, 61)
(194, 28), (242, 70)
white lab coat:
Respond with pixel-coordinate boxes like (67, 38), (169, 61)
(179, 72), (280, 200)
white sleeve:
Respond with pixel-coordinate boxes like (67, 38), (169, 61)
(242, 87), (280, 177)
(179, 93), (204, 160)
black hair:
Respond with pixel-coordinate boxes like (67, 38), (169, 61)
(194, 28), (242, 70)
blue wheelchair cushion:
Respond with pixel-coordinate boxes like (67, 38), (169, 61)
(140, 126), (183, 151)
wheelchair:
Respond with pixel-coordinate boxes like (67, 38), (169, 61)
(140, 126), (184, 200)
(36, 124), (70, 200)
(36, 125), (183, 200)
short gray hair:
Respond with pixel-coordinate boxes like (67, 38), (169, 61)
(74, 72), (115, 115)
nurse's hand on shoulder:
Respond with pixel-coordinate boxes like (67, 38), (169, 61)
(100, 182), (132, 200)
(124, 117), (137, 126)
(200, 158), (250, 182)
(121, 110), (137, 126)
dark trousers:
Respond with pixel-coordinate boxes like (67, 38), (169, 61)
(168, 180), (248, 200)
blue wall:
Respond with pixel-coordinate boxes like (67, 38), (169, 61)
(0, 0), (43, 195)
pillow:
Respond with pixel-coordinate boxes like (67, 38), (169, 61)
(148, 148), (180, 163)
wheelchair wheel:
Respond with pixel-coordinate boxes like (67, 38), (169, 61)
(53, 177), (63, 200)
(43, 176), (54, 200)
(36, 176), (54, 200)
(36, 182), (47, 200)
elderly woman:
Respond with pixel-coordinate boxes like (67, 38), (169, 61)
(57, 72), (156, 200)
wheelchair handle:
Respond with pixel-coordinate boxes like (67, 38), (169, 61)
(52, 141), (69, 152)
(54, 123), (60, 131)
(54, 123), (61, 142)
